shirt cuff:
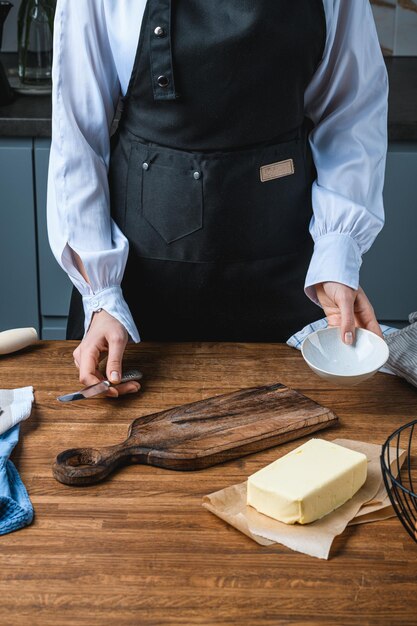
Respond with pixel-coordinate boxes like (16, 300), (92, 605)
(82, 286), (141, 343)
(304, 233), (362, 305)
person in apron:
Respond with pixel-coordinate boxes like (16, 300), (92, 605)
(47, 1), (387, 396)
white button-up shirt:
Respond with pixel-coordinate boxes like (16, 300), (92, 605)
(47, 0), (388, 343)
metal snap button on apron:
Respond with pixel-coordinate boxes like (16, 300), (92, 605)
(193, 171), (201, 180)
(154, 26), (165, 37)
(157, 75), (169, 88)
(142, 162), (149, 171)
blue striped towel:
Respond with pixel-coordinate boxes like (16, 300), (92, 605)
(0, 387), (34, 535)
(287, 318), (398, 375)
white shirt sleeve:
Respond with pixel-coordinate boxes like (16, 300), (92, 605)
(46, 0), (140, 342)
(304, 0), (388, 303)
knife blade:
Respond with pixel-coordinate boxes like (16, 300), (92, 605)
(57, 369), (143, 402)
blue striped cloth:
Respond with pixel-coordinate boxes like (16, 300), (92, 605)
(287, 318), (398, 375)
(0, 388), (34, 535)
(0, 425), (34, 535)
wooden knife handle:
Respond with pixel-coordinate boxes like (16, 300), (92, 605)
(52, 441), (147, 486)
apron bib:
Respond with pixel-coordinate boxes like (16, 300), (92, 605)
(67, 0), (326, 341)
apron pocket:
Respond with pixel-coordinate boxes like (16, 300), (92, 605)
(123, 131), (312, 262)
(141, 156), (203, 244)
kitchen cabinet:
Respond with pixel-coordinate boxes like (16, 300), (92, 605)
(34, 138), (71, 339)
(0, 138), (40, 333)
(0, 137), (71, 339)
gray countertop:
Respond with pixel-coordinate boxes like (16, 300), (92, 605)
(0, 53), (416, 142)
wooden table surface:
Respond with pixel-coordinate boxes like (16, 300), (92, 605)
(1, 341), (417, 626)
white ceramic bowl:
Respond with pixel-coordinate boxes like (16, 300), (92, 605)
(301, 327), (390, 386)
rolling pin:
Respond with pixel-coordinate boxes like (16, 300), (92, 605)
(0, 328), (39, 355)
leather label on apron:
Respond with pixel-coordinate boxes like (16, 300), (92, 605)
(260, 158), (294, 182)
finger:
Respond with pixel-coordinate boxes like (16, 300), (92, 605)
(338, 294), (356, 345)
(362, 315), (383, 338)
(73, 347), (81, 370)
(315, 283), (342, 328)
(106, 332), (127, 383)
(106, 382), (141, 398)
(79, 349), (102, 386)
(326, 312), (342, 328)
(354, 289), (383, 338)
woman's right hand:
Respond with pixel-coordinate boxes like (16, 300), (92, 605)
(72, 309), (141, 398)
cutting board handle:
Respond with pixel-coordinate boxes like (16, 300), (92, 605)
(52, 441), (147, 486)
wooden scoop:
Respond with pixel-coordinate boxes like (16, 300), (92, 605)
(52, 383), (338, 486)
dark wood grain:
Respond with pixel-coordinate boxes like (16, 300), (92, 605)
(52, 383), (338, 485)
(1, 341), (417, 626)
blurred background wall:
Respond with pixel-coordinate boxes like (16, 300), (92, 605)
(371, 0), (417, 56)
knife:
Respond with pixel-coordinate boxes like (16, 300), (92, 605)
(57, 369), (143, 402)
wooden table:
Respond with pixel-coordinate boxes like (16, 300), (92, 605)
(1, 341), (417, 626)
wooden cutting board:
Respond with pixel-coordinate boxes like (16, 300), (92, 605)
(52, 383), (338, 486)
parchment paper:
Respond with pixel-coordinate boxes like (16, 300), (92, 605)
(202, 439), (406, 559)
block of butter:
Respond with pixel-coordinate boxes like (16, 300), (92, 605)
(247, 439), (367, 524)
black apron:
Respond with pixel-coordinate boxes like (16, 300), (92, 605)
(67, 0), (326, 342)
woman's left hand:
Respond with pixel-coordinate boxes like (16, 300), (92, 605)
(315, 282), (383, 344)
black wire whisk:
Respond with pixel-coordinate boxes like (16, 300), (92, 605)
(381, 419), (417, 543)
